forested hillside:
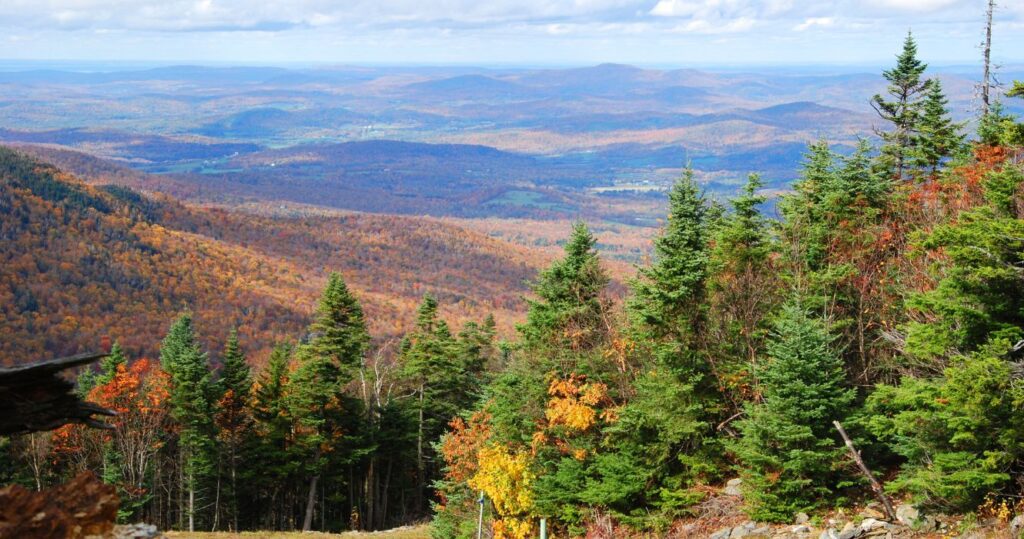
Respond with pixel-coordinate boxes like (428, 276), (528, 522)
(2, 35), (1024, 539)
(0, 148), (544, 363)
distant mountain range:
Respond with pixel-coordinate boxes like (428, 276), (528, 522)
(0, 62), (1020, 221)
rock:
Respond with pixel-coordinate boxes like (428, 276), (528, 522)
(838, 521), (862, 539)
(860, 508), (885, 520)
(725, 478), (744, 497)
(792, 524), (812, 533)
(107, 523), (164, 538)
(731, 521), (756, 537)
(711, 527), (732, 539)
(894, 504), (918, 526)
(1011, 514), (1024, 539)
(751, 525), (772, 536)
(820, 529), (839, 539)
(860, 518), (887, 531)
(796, 512), (811, 525)
(0, 471), (118, 539)
(893, 503), (937, 532)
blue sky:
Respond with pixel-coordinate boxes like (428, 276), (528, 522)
(1, 0), (1022, 66)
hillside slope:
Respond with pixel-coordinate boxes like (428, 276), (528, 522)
(0, 147), (546, 365)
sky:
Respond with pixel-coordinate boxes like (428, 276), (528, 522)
(1, 0), (1022, 67)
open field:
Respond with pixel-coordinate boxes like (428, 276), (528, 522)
(166, 525), (430, 539)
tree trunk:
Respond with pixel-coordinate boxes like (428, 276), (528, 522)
(302, 474), (320, 532)
(833, 420), (897, 521)
(230, 443), (238, 532)
(211, 466), (221, 532)
(188, 468), (195, 533)
(416, 383), (425, 515)
(982, 0), (995, 115)
(365, 457), (375, 530)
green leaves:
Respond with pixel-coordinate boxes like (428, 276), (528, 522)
(864, 351), (1024, 510)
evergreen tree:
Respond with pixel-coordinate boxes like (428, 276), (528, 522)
(871, 31), (929, 180)
(161, 313), (217, 532)
(519, 222), (610, 359)
(629, 168), (709, 345)
(99, 341), (129, 488)
(864, 343), (1024, 511)
(249, 342), (295, 530)
(289, 273), (369, 531)
(912, 79), (965, 176)
(586, 170), (725, 521)
(778, 141), (839, 275)
(904, 161), (1024, 363)
(400, 295), (490, 515)
(708, 173), (778, 370)
(214, 329), (252, 532)
(731, 304), (855, 522)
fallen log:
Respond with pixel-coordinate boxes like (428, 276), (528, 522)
(833, 420), (897, 522)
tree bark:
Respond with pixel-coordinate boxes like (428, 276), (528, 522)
(188, 467), (195, 533)
(302, 474), (320, 532)
(833, 420), (897, 521)
(416, 383), (425, 515)
(982, 0), (995, 115)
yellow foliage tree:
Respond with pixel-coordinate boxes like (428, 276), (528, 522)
(469, 444), (536, 539)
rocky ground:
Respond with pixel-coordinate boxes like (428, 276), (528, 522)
(670, 479), (1023, 539)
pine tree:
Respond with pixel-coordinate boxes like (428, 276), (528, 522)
(161, 313), (217, 532)
(400, 295), (490, 516)
(731, 304), (855, 522)
(904, 161), (1024, 363)
(214, 329), (252, 532)
(249, 342), (294, 531)
(912, 79), (965, 176)
(629, 168), (708, 345)
(872, 31), (929, 180)
(519, 221), (610, 360)
(98, 341), (127, 386)
(289, 273), (369, 531)
(778, 141), (839, 275)
(708, 173), (777, 368)
(603, 169), (725, 515)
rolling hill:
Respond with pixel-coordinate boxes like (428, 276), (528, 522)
(0, 146), (552, 366)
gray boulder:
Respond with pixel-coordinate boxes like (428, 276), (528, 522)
(1011, 514), (1024, 539)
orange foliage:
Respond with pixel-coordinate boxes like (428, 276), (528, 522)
(439, 411), (493, 484)
(0, 150), (546, 367)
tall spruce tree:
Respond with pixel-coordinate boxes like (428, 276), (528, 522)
(708, 173), (777, 369)
(400, 295), (491, 516)
(161, 313), (217, 532)
(731, 304), (855, 522)
(872, 31), (929, 180)
(594, 169), (725, 518)
(912, 79), (965, 176)
(519, 221), (610, 361)
(629, 168), (708, 345)
(215, 329), (252, 532)
(289, 273), (369, 531)
(249, 342), (294, 531)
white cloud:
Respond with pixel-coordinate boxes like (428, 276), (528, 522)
(794, 16), (836, 31)
(867, 0), (961, 13)
(0, 0), (1021, 63)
